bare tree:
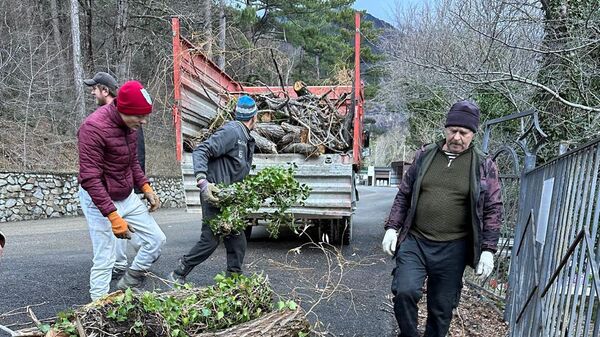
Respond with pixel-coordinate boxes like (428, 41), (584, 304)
(217, 0), (226, 69)
(81, 0), (95, 72)
(116, 0), (129, 81)
(49, 0), (68, 78)
(204, 0), (213, 57)
(70, 0), (86, 121)
(378, 0), (600, 156)
(368, 126), (413, 167)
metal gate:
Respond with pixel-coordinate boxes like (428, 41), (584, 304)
(465, 110), (546, 300)
(506, 139), (600, 336)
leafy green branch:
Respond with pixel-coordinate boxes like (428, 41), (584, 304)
(210, 165), (311, 237)
(44, 274), (306, 337)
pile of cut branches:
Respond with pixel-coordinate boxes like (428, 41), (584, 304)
(32, 274), (309, 337)
(211, 165), (310, 237)
(188, 85), (353, 157)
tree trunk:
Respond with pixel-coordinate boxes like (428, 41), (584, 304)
(115, 0), (129, 81)
(203, 0), (213, 57)
(281, 143), (319, 156)
(69, 0), (86, 121)
(278, 123), (304, 148)
(49, 0), (68, 79)
(84, 0), (94, 73)
(216, 0), (226, 69)
(536, 0), (574, 159)
(250, 131), (277, 154)
(254, 123), (285, 142)
(195, 309), (309, 337)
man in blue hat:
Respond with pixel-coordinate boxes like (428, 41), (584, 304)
(170, 95), (257, 283)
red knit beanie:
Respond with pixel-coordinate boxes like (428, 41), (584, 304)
(116, 80), (153, 115)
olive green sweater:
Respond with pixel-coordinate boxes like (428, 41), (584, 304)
(411, 148), (472, 241)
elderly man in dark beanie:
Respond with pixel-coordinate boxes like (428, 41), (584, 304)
(169, 95), (257, 284)
(78, 80), (166, 300)
(381, 100), (503, 337)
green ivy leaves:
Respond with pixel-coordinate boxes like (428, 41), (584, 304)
(210, 165), (311, 237)
(43, 274), (304, 336)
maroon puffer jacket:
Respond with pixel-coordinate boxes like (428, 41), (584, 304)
(78, 103), (148, 216)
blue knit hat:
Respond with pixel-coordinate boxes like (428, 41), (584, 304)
(235, 95), (258, 121)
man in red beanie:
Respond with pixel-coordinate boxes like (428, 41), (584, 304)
(84, 71), (146, 282)
(78, 80), (166, 300)
(382, 100), (503, 337)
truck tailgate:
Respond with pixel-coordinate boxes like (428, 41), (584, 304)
(181, 153), (355, 218)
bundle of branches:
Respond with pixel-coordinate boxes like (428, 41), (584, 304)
(38, 274), (309, 337)
(211, 165), (310, 237)
(186, 87), (352, 157)
(251, 88), (352, 156)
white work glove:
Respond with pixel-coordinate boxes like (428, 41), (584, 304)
(382, 229), (399, 256)
(476, 251), (494, 278)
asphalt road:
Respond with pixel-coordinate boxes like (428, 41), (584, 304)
(0, 186), (399, 337)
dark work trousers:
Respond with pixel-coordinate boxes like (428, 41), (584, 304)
(391, 233), (468, 337)
(182, 198), (247, 274)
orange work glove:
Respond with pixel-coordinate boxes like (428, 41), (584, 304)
(107, 211), (135, 239)
(141, 183), (161, 212)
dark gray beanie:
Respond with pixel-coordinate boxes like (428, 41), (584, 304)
(445, 100), (480, 133)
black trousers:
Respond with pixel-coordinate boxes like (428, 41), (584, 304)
(391, 233), (468, 337)
(182, 200), (247, 274)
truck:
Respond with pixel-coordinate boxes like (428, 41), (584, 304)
(170, 14), (366, 245)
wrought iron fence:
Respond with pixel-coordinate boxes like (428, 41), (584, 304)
(465, 110), (546, 301)
(506, 138), (600, 337)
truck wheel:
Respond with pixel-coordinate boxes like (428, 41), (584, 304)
(340, 216), (352, 245)
(244, 225), (253, 239)
(327, 217), (352, 246)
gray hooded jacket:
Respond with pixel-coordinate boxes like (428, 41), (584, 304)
(193, 121), (256, 185)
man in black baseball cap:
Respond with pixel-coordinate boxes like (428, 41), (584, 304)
(84, 72), (118, 105)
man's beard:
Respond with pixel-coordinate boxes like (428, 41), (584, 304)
(96, 97), (108, 106)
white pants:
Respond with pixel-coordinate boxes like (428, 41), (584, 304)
(115, 223), (142, 269)
(79, 188), (166, 300)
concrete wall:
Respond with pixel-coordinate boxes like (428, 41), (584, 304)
(0, 172), (185, 222)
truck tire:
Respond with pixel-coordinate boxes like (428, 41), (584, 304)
(326, 217), (352, 246)
(340, 216), (352, 245)
(244, 225), (253, 239)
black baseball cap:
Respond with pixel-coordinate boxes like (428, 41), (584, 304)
(84, 72), (118, 93)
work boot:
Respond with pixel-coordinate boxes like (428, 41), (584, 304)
(116, 268), (146, 291)
(111, 267), (127, 281)
(168, 258), (193, 286)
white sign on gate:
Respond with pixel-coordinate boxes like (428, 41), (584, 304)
(536, 177), (555, 245)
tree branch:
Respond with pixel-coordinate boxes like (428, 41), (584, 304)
(403, 57), (600, 112)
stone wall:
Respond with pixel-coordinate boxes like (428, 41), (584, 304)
(0, 172), (185, 222)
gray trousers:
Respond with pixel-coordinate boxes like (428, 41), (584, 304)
(391, 233), (468, 337)
(182, 201), (247, 274)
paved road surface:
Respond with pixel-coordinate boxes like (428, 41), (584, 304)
(0, 186), (399, 336)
